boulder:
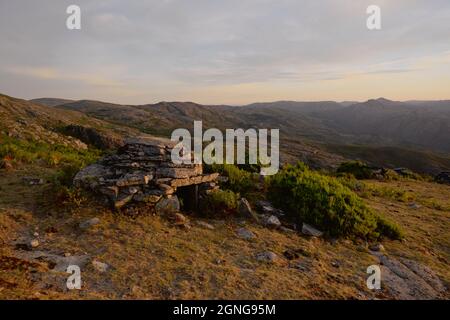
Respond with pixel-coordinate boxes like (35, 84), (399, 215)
(301, 223), (323, 237)
(155, 196), (180, 215)
(238, 198), (260, 223)
(256, 251), (280, 263)
(236, 227), (256, 240)
(73, 164), (110, 189)
(261, 215), (281, 229)
(256, 200), (284, 217)
(372, 254), (447, 299)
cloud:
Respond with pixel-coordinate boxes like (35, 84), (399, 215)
(0, 0), (449, 103)
(6, 66), (124, 87)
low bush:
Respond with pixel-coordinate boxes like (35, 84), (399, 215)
(267, 162), (403, 239)
(205, 164), (255, 194)
(49, 165), (90, 208)
(0, 135), (101, 207)
(51, 165), (82, 187)
(337, 161), (374, 179)
(337, 173), (366, 192)
(51, 184), (86, 207)
(383, 169), (400, 181)
(0, 135), (101, 169)
(394, 168), (424, 181)
(368, 185), (415, 203)
(376, 216), (404, 240)
(200, 190), (239, 216)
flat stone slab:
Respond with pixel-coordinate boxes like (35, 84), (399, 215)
(124, 136), (177, 148)
(171, 173), (219, 187)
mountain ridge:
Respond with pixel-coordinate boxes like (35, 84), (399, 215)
(17, 94), (450, 174)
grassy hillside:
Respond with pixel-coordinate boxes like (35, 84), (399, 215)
(0, 93), (449, 299)
(34, 96), (450, 174)
(325, 144), (450, 175)
(0, 162), (448, 299)
(0, 94), (149, 151)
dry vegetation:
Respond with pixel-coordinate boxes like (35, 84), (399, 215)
(0, 165), (448, 300)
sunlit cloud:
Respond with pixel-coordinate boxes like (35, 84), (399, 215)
(0, 0), (449, 104)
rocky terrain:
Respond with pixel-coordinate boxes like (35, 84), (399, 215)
(0, 92), (449, 300)
(0, 166), (449, 299)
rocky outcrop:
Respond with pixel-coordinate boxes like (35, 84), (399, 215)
(372, 252), (447, 299)
(74, 137), (219, 211)
(64, 125), (124, 150)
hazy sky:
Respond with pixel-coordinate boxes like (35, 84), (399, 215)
(0, 0), (449, 104)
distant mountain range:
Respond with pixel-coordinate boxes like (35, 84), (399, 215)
(2, 93), (449, 174)
(31, 97), (450, 151)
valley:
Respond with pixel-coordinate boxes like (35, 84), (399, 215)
(30, 96), (450, 174)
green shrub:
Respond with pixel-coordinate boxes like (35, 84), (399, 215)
(51, 165), (82, 187)
(267, 162), (403, 239)
(383, 169), (400, 181)
(368, 185), (415, 203)
(205, 164), (255, 194)
(49, 165), (89, 208)
(376, 216), (404, 240)
(0, 135), (101, 169)
(200, 190), (239, 216)
(51, 184), (86, 207)
(337, 173), (366, 192)
(337, 161), (374, 179)
(394, 168), (423, 181)
(0, 135), (101, 207)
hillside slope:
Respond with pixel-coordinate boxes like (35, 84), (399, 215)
(31, 98), (75, 108)
(1, 94), (143, 150)
(317, 98), (450, 153)
(34, 97), (450, 174)
(0, 162), (448, 299)
(0, 93), (448, 300)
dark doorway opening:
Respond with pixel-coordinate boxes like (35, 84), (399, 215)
(177, 185), (199, 214)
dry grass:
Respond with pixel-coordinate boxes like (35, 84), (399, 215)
(0, 166), (448, 300)
(363, 180), (450, 285)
